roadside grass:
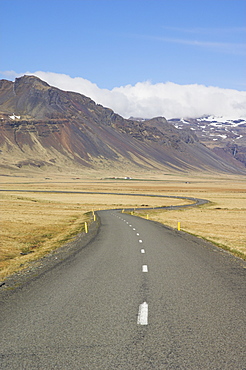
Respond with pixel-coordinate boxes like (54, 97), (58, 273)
(0, 194), (92, 280)
(133, 191), (246, 260)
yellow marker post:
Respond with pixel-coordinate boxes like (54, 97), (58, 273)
(93, 213), (96, 221)
(122, 209), (124, 213)
(177, 221), (181, 231)
(85, 222), (88, 234)
(146, 214), (149, 220)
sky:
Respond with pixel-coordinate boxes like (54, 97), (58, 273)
(1, 0), (246, 119)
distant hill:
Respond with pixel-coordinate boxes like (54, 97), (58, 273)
(169, 116), (246, 168)
(0, 75), (245, 175)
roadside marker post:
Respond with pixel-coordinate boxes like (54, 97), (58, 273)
(178, 221), (181, 231)
(85, 222), (88, 233)
(146, 214), (149, 220)
(93, 213), (96, 221)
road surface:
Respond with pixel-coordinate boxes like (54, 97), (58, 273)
(0, 210), (245, 369)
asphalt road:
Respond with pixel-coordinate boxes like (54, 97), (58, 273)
(0, 210), (245, 369)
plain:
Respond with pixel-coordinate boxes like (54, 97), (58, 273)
(0, 171), (245, 280)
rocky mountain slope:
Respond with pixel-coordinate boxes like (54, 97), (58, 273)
(0, 75), (245, 174)
(169, 116), (246, 168)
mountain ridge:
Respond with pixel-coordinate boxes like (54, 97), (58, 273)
(0, 75), (245, 175)
(169, 116), (246, 168)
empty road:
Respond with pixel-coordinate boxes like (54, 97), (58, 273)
(0, 210), (245, 369)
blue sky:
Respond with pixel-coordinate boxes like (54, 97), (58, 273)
(1, 0), (246, 118)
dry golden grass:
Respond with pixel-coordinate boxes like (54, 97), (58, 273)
(0, 171), (245, 280)
(132, 176), (246, 259)
(0, 193), (93, 279)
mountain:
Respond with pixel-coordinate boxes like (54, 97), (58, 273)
(0, 75), (245, 175)
(168, 116), (246, 168)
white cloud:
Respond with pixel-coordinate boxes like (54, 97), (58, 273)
(2, 70), (246, 120)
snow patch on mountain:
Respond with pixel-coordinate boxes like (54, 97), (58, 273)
(197, 115), (246, 127)
(168, 115), (246, 167)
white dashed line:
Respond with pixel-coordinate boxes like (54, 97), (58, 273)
(142, 265), (148, 272)
(139, 240), (143, 243)
(141, 249), (145, 254)
(133, 228), (136, 231)
(137, 302), (148, 325)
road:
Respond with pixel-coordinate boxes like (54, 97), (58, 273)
(0, 188), (209, 210)
(0, 210), (245, 369)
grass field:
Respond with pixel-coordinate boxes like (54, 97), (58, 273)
(132, 176), (246, 260)
(0, 171), (245, 280)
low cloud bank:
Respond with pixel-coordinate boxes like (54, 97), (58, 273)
(5, 71), (246, 119)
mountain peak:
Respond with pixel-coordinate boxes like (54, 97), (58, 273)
(16, 74), (50, 86)
(14, 75), (50, 94)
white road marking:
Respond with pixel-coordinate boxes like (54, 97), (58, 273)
(142, 265), (148, 272)
(139, 240), (143, 243)
(133, 228), (136, 231)
(136, 233), (140, 236)
(141, 249), (145, 254)
(129, 225), (132, 227)
(137, 302), (148, 325)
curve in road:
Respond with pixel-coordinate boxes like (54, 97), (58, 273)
(0, 188), (209, 210)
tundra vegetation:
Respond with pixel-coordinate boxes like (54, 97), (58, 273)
(0, 171), (245, 280)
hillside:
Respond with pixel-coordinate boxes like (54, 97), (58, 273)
(168, 116), (246, 168)
(0, 75), (245, 175)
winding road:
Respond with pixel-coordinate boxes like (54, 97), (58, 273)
(0, 208), (245, 369)
(0, 188), (209, 209)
